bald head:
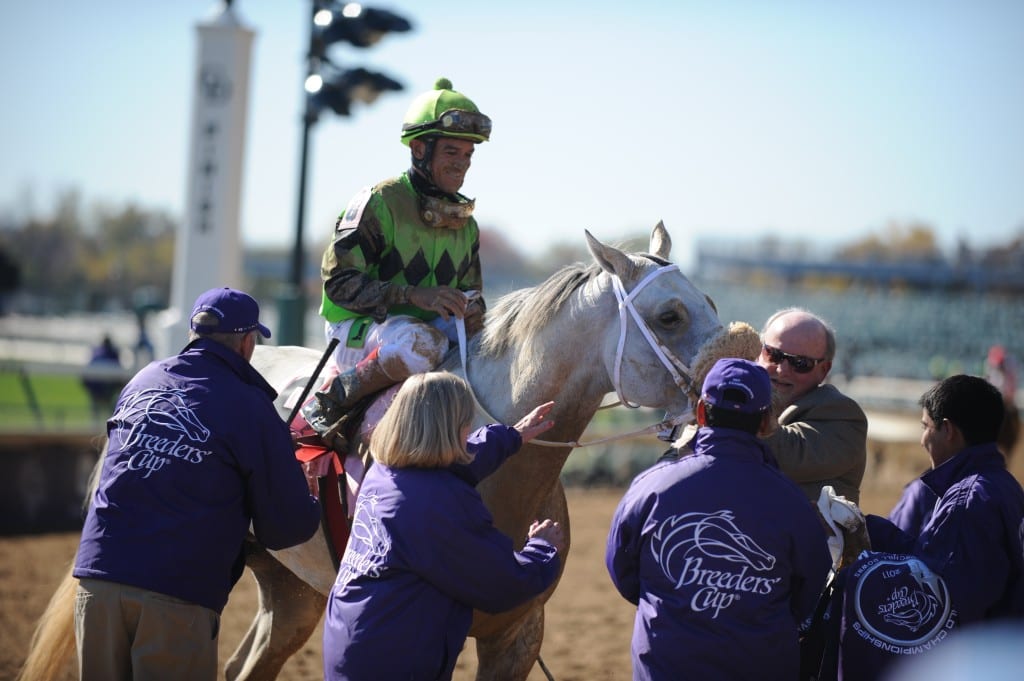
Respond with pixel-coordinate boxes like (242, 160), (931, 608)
(758, 308), (835, 407)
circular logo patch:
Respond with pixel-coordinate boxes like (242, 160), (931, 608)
(852, 553), (956, 651)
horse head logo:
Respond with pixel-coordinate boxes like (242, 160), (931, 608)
(338, 494), (391, 585)
(652, 509), (777, 586)
(112, 388), (210, 443)
(880, 557), (944, 632)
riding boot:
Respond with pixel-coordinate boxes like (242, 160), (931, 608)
(301, 349), (399, 441)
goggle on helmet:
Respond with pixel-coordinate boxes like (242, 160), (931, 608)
(401, 77), (491, 146)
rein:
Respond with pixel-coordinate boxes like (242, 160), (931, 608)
(455, 264), (697, 450)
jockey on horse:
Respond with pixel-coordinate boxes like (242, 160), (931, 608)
(302, 77), (491, 450)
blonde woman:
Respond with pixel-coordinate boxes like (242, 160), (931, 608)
(323, 372), (564, 681)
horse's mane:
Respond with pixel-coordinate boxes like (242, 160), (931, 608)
(479, 261), (602, 357)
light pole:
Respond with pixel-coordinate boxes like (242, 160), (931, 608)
(276, 1), (411, 346)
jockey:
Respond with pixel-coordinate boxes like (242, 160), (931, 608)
(303, 77), (491, 445)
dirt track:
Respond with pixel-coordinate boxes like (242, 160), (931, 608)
(3, 436), (1022, 680)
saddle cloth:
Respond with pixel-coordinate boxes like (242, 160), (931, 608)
(282, 374), (401, 568)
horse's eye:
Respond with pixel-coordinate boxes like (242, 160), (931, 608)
(658, 310), (681, 327)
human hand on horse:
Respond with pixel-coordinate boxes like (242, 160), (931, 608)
(407, 285), (469, 321)
(513, 401), (556, 442)
(528, 518), (566, 554)
(464, 296), (485, 336)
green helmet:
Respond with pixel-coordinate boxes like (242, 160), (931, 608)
(400, 77), (492, 146)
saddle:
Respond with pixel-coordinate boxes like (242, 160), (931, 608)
(285, 375), (400, 570)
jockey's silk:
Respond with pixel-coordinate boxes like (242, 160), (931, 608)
(319, 171), (483, 324)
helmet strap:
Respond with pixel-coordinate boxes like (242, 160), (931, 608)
(410, 136), (439, 189)
(408, 136), (474, 228)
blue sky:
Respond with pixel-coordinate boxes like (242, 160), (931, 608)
(2, 1), (1023, 268)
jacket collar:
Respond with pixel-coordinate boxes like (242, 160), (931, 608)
(180, 337), (278, 400)
(694, 426), (778, 467)
(921, 442), (1005, 497)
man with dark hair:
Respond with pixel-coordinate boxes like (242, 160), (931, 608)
(73, 287), (321, 681)
(606, 358), (831, 681)
(829, 375), (1024, 680)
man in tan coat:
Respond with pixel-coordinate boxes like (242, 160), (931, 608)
(757, 308), (868, 503)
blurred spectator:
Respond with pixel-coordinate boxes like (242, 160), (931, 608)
(133, 311), (155, 369)
(82, 334), (122, 421)
(986, 344), (1020, 458)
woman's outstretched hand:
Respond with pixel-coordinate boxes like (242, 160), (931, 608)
(513, 401), (555, 442)
(528, 518), (565, 553)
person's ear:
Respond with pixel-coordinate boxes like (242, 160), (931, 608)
(410, 138), (427, 160)
(695, 400), (708, 426)
(241, 330), (257, 361)
(941, 418), (966, 446)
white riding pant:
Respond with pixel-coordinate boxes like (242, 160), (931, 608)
(325, 314), (455, 375)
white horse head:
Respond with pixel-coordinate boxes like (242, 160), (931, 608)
(471, 221), (721, 426)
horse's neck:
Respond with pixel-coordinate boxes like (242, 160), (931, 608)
(466, 308), (612, 441)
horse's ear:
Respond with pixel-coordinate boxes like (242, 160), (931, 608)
(585, 229), (634, 278)
(650, 221), (671, 260)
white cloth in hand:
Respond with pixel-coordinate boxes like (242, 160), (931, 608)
(817, 485), (866, 570)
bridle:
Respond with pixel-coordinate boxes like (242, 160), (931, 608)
(457, 262), (700, 449)
(610, 263), (698, 408)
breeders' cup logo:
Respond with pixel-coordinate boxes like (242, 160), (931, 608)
(109, 388), (213, 478)
(852, 553), (956, 653)
(338, 494), (391, 587)
(651, 510), (781, 618)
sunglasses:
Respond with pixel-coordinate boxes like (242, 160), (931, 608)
(761, 344), (826, 374)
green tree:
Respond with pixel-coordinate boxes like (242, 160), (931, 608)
(837, 220), (941, 262)
(0, 190), (175, 312)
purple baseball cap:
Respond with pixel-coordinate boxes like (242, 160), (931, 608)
(701, 358), (771, 414)
(190, 287), (272, 338)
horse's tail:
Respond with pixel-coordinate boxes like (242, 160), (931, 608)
(16, 563), (77, 681)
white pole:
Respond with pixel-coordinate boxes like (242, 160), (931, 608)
(157, 1), (255, 360)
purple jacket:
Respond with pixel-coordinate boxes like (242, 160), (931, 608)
(606, 427), (832, 681)
(844, 443), (1024, 680)
(322, 424), (560, 681)
(867, 443), (1024, 622)
(74, 338), (320, 613)
(886, 477), (937, 536)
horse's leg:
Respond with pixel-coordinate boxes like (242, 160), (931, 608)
(473, 483), (570, 681)
(224, 542), (326, 681)
(474, 604), (546, 681)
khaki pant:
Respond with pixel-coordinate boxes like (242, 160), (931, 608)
(75, 578), (219, 681)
